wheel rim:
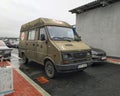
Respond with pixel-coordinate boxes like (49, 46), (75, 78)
(45, 61), (55, 78)
(22, 56), (26, 63)
(22, 55), (27, 64)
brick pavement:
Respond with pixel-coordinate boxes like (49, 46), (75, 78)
(0, 61), (42, 96)
(107, 58), (120, 64)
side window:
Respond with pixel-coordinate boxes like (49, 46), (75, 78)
(39, 28), (47, 40)
(28, 30), (35, 40)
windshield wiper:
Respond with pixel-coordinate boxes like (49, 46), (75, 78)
(74, 36), (81, 41)
(62, 37), (73, 41)
(52, 37), (73, 41)
(52, 37), (63, 40)
(74, 38), (81, 41)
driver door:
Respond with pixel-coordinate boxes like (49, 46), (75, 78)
(36, 27), (47, 64)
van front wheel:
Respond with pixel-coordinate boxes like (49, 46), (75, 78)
(45, 61), (57, 78)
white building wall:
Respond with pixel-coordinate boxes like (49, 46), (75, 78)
(76, 2), (120, 57)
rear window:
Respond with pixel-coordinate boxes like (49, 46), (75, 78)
(0, 40), (6, 46)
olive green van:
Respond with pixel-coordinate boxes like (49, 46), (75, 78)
(19, 18), (92, 78)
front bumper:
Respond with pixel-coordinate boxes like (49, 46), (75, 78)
(55, 60), (93, 73)
(92, 56), (107, 63)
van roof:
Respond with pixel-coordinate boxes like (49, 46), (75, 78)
(20, 18), (72, 32)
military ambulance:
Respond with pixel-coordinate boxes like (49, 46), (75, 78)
(19, 18), (92, 78)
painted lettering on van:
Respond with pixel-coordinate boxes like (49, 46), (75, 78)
(21, 32), (25, 40)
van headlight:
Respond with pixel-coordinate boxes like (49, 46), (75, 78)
(62, 53), (73, 60)
(91, 50), (98, 55)
(87, 52), (91, 56)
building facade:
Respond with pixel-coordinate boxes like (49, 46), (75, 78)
(70, 0), (120, 57)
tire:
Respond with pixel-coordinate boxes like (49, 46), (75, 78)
(7, 59), (11, 62)
(80, 68), (85, 71)
(45, 61), (57, 78)
(22, 54), (28, 64)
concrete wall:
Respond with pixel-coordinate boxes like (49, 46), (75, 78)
(76, 2), (120, 57)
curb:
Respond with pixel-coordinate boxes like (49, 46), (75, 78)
(107, 58), (120, 65)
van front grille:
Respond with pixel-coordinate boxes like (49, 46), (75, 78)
(73, 52), (87, 59)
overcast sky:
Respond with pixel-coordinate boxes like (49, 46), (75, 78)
(0, 0), (94, 37)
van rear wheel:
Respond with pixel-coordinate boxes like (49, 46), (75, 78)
(22, 54), (28, 64)
(45, 61), (57, 78)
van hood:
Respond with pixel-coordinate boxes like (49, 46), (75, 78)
(53, 41), (91, 51)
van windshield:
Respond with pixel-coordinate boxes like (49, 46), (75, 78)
(47, 26), (81, 41)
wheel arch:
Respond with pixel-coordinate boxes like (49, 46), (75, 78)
(19, 50), (26, 58)
(21, 52), (25, 56)
(44, 57), (55, 66)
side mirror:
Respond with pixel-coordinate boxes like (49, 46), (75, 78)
(41, 34), (46, 41)
(74, 35), (81, 41)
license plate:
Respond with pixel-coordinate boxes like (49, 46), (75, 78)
(78, 64), (87, 69)
(102, 57), (106, 60)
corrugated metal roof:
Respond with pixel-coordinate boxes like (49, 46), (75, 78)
(69, 0), (120, 14)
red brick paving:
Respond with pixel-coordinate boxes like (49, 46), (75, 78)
(107, 58), (120, 62)
(0, 61), (10, 66)
(0, 62), (42, 96)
